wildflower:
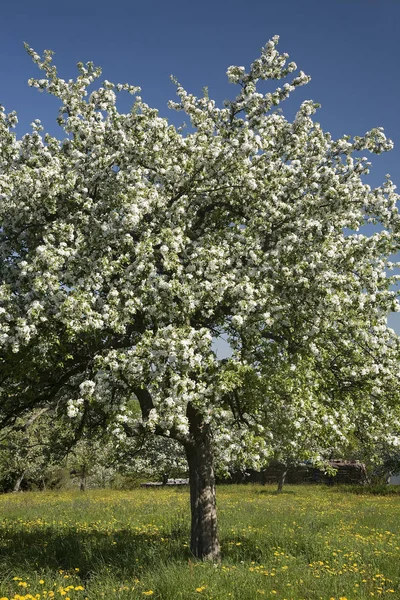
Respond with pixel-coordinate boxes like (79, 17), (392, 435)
(142, 592), (154, 597)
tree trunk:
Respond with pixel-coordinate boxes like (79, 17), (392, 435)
(277, 467), (287, 493)
(80, 463), (87, 492)
(13, 471), (25, 492)
(185, 404), (220, 562)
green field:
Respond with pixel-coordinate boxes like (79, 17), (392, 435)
(0, 485), (399, 600)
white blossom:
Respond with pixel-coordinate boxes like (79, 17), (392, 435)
(0, 38), (399, 471)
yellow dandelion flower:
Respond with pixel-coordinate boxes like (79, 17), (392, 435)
(142, 592), (154, 597)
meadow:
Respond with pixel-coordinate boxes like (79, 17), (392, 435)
(0, 485), (399, 600)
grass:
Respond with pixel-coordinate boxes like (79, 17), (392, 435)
(0, 485), (399, 599)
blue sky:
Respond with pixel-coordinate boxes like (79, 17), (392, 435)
(2, 0), (399, 181)
(1, 0), (400, 344)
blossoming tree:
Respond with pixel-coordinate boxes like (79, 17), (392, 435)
(1, 37), (400, 560)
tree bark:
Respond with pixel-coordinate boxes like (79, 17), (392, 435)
(185, 404), (220, 562)
(80, 463), (87, 492)
(13, 471), (25, 492)
(133, 386), (220, 561)
(277, 467), (288, 493)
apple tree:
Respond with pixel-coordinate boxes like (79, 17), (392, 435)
(1, 37), (400, 559)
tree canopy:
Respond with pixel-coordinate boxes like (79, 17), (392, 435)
(1, 36), (400, 559)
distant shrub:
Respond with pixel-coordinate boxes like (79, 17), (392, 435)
(109, 473), (145, 490)
(335, 484), (400, 496)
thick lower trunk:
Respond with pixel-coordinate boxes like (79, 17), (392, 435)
(277, 467), (287, 493)
(13, 471), (25, 493)
(185, 405), (220, 562)
(80, 463), (87, 492)
(134, 385), (220, 560)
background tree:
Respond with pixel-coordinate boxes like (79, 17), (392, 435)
(217, 354), (400, 491)
(1, 37), (400, 559)
(0, 408), (75, 492)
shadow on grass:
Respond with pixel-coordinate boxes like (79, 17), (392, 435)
(0, 522), (298, 584)
(255, 489), (296, 496)
(0, 525), (193, 581)
(0, 523), (276, 581)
